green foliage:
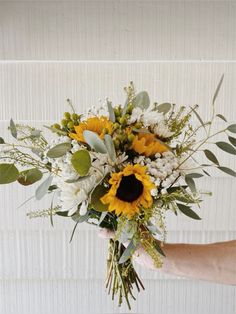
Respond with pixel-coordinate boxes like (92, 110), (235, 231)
(176, 203), (201, 220)
(9, 118), (17, 139)
(47, 142), (71, 158)
(216, 141), (236, 155)
(35, 175), (53, 200)
(90, 185), (109, 212)
(204, 149), (219, 165)
(83, 130), (107, 153)
(107, 100), (116, 122)
(217, 166), (236, 177)
(156, 103), (172, 114)
(71, 150), (91, 176)
(227, 124), (236, 133)
(133, 91), (150, 110)
(104, 134), (116, 162)
(18, 168), (43, 186)
(0, 163), (19, 184)
(212, 74), (224, 106)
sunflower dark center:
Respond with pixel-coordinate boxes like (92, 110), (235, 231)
(116, 174), (143, 203)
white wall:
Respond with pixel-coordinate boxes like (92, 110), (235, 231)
(0, 1), (235, 314)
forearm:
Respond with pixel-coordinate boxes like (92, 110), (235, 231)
(160, 240), (236, 285)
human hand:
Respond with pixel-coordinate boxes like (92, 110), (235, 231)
(99, 228), (159, 271)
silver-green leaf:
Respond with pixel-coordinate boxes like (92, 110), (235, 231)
(107, 100), (115, 122)
(204, 149), (219, 165)
(228, 136), (236, 147)
(217, 166), (236, 177)
(216, 114), (227, 122)
(133, 91), (150, 110)
(71, 150), (91, 176)
(104, 134), (116, 162)
(212, 74), (224, 106)
(35, 175), (53, 200)
(215, 141), (236, 155)
(9, 118), (17, 139)
(83, 130), (107, 153)
(185, 176), (196, 193)
(227, 124), (236, 134)
(157, 103), (172, 114)
(119, 239), (138, 264)
(176, 203), (201, 220)
(90, 185), (109, 212)
(47, 142), (71, 158)
(0, 163), (19, 184)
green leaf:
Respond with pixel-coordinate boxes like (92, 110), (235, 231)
(133, 91), (150, 110)
(18, 168), (43, 186)
(0, 163), (19, 184)
(104, 134), (116, 162)
(31, 129), (41, 138)
(56, 211), (69, 217)
(71, 150), (91, 176)
(69, 221), (79, 243)
(227, 124), (236, 134)
(216, 114), (227, 122)
(9, 118), (17, 139)
(90, 185), (109, 212)
(119, 239), (137, 264)
(185, 176), (196, 193)
(228, 136), (236, 147)
(204, 149), (219, 165)
(35, 175), (53, 200)
(215, 141), (236, 155)
(176, 203), (201, 220)
(156, 103), (172, 114)
(186, 173), (204, 179)
(83, 130), (107, 153)
(47, 142), (71, 158)
(191, 106), (206, 130)
(217, 166), (236, 177)
(0, 137), (5, 144)
(107, 100), (115, 122)
(212, 74), (224, 106)
(203, 169), (211, 177)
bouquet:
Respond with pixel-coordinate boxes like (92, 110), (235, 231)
(1, 79), (236, 309)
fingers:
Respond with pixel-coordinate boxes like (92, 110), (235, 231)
(98, 228), (115, 239)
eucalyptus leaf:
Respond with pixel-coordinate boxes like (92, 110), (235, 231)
(186, 173), (204, 179)
(133, 91), (150, 110)
(185, 176), (196, 193)
(217, 166), (236, 177)
(104, 134), (116, 162)
(203, 169), (211, 177)
(191, 106), (206, 130)
(0, 163), (19, 184)
(227, 124), (236, 134)
(47, 142), (71, 158)
(35, 175), (53, 200)
(176, 203), (201, 220)
(204, 149), (219, 165)
(119, 239), (137, 264)
(18, 168), (43, 186)
(9, 118), (17, 139)
(216, 114), (227, 122)
(0, 137), (5, 144)
(212, 74), (224, 105)
(228, 136), (236, 147)
(153, 241), (166, 257)
(71, 150), (91, 176)
(107, 100), (115, 122)
(216, 141), (236, 155)
(90, 185), (109, 212)
(83, 130), (107, 153)
(156, 103), (172, 114)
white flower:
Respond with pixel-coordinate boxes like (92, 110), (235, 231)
(128, 107), (143, 124)
(153, 121), (174, 138)
(142, 111), (163, 127)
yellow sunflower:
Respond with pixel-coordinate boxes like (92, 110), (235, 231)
(69, 116), (113, 143)
(100, 164), (155, 218)
(131, 133), (170, 157)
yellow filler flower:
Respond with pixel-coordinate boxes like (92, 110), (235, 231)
(69, 116), (113, 143)
(131, 133), (169, 157)
(101, 164), (155, 218)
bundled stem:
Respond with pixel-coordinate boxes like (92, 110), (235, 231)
(106, 239), (144, 310)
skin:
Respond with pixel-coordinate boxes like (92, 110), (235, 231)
(99, 229), (236, 285)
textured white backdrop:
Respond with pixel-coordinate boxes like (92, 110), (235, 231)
(0, 1), (236, 314)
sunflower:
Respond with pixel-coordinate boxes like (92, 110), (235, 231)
(100, 164), (155, 218)
(69, 116), (113, 143)
(131, 133), (169, 157)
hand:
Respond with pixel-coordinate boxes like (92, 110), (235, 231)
(99, 228), (159, 271)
